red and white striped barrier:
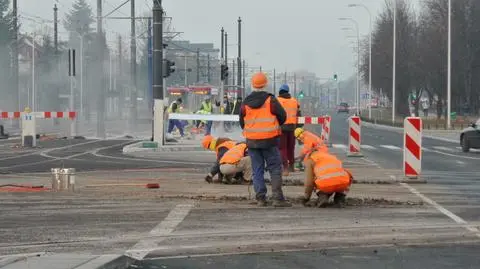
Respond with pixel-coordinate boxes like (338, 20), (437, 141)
(320, 115), (331, 146)
(403, 117), (422, 178)
(297, 116), (325, 124)
(0, 111), (76, 119)
(347, 116), (363, 157)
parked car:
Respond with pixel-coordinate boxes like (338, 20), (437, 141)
(337, 102), (349, 113)
(460, 118), (480, 152)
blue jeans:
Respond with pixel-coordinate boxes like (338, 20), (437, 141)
(249, 147), (284, 201)
(205, 121), (212, 135)
(167, 119), (184, 136)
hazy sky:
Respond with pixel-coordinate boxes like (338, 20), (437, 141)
(15, 0), (420, 80)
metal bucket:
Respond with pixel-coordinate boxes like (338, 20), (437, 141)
(61, 168), (76, 192)
(51, 168), (62, 191)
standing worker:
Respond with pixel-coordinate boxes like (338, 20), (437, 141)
(167, 98), (185, 138)
(277, 84), (302, 176)
(199, 97), (213, 135)
(239, 72), (290, 207)
(301, 150), (353, 208)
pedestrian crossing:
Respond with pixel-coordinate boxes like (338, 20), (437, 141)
(330, 143), (480, 153)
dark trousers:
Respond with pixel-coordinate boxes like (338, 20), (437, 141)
(167, 119), (184, 136)
(279, 130), (295, 171)
(249, 147), (284, 201)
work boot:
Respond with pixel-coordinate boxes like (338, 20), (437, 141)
(272, 199), (292, 208)
(333, 193), (347, 208)
(257, 199), (268, 207)
(222, 175), (233, 184)
(316, 192), (330, 208)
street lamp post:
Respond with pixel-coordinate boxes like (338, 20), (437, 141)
(349, 4), (372, 119)
(339, 17), (360, 115)
(447, 0), (452, 128)
(392, 0), (397, 124)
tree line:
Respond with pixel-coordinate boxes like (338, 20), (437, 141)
(362, 0), (480, 118)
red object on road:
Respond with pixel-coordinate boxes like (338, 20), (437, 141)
(347, 116), (363, 157)
(403, 117), (422, 178)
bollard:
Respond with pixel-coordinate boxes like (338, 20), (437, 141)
(321, 115), (332, 147)
(347, 116), (363, 157)
(61, 168), (76, 192)
(51, 168), (62, 191)
(404, 117), (422, 179)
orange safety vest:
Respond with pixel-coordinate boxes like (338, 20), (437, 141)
(220, 143), (247, 164)
(216, 140), (236, 156)
(301, 131), (326, 156)
(243, 96), (281, 139)
(309, 151), (351, 193)
(277, 97), (298, 125)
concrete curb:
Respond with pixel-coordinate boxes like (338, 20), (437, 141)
(363, 121), (459, 143)
(122, 141), (203, 154)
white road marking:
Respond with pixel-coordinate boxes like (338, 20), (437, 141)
(400, 182), (480, 237)
(428, 148), (480, 160)
(432, 146), (456, 152)
(456, 160), (465, 166)
(92, 150), (212, 165)
(332, 144), (347, 149)
(380, 145), (402, 150)
(456, 147), (480, 152)
(360, 145), (376, 150)
(125, 203), (195, 260)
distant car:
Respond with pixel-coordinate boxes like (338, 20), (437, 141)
(337, 103), (349, 113)
(460, 118), (480, 152)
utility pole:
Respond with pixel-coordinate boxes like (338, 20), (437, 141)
(273, 68), (276, 93)
(242, 60), (246, 90)
(207, 54), (210, 83)
(53, 3), (60, 125)
(222, 31), (228, 98)
(130, 0), (137, 130)
(12, 0), (19, 117)
(284, 71), (287, 84)
(221, 28), (224, 61)
(220, 27), (224, 98)
(232, 59), (236, 86)
(293, 73), (297, 97)
(196, 48), (200, 83)
(96, 0), (106, 138)
(118, 35), (123, 117)
(237, 17), (242, 97)
(147, 18), (153, 111)
(152, 0), (164, 143)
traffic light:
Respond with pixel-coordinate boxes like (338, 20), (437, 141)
(221, 64), (229, 81)
(298, 91), (304, 99)
(333, 74), (338, 81)
(163, 59), (175, 78)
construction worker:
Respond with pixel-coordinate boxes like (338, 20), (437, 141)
(239, 72), (290, 207)
(301, 150), (353, 207)
(219, 142), (252, 183)
(277, 84), (302, 176)
(167, 98), (185, 137)
(294, 128), (328, 161)
(201, 135), (237, 184)
(199, 97), (213, 135)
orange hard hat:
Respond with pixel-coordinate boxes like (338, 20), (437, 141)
(251, 72), (268, 89)
(201, 135), (213, 149)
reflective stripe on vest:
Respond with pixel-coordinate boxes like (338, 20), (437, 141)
(243, 96), (281, 139)
(215, 140), (236, 155)
(316, 170), (348, 180)
(314, 163), (342, 175)
(277, 97), (298, 125)
(220, 143), (247, 164)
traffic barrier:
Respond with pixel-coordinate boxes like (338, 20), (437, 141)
(0, 110), (77, 147)
(321, 115), (332, 147)
(297, 116), (325, 124)
(169, 113), (327, 125)
(347, 116), (363, 157)
(404, 117), (422, 178)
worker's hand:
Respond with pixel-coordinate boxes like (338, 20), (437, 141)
(204, 173), (213, 184)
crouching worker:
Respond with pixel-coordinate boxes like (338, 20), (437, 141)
(219, 142), (252, 184)
(201, 135), (236, 184)
(294, 128), (328, 171)
(301, 150), (353, 208)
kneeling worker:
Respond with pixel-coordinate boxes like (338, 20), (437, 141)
(302, 150), (353, 207)
(219, 142), (252, 183)
(202, 135), (236, 183)
(294, 127), (328, 162)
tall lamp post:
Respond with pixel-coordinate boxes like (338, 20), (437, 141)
(392, 0), (397, 123)
(348, 3), (372, 119)
(447, 0), (452, 128)
(339, 17), (360, 115)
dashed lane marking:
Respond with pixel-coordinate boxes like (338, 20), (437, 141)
(380, 145), (402, 150)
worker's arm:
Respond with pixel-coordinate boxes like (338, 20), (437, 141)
(238, 104), (246, 129)
(208, 147), (229, 177)
(270, 96), (287, 125)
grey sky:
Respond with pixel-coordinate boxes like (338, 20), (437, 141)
(15, 0), (420, 80)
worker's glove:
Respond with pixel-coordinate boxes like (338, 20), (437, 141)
(204, 173), (213, 184)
